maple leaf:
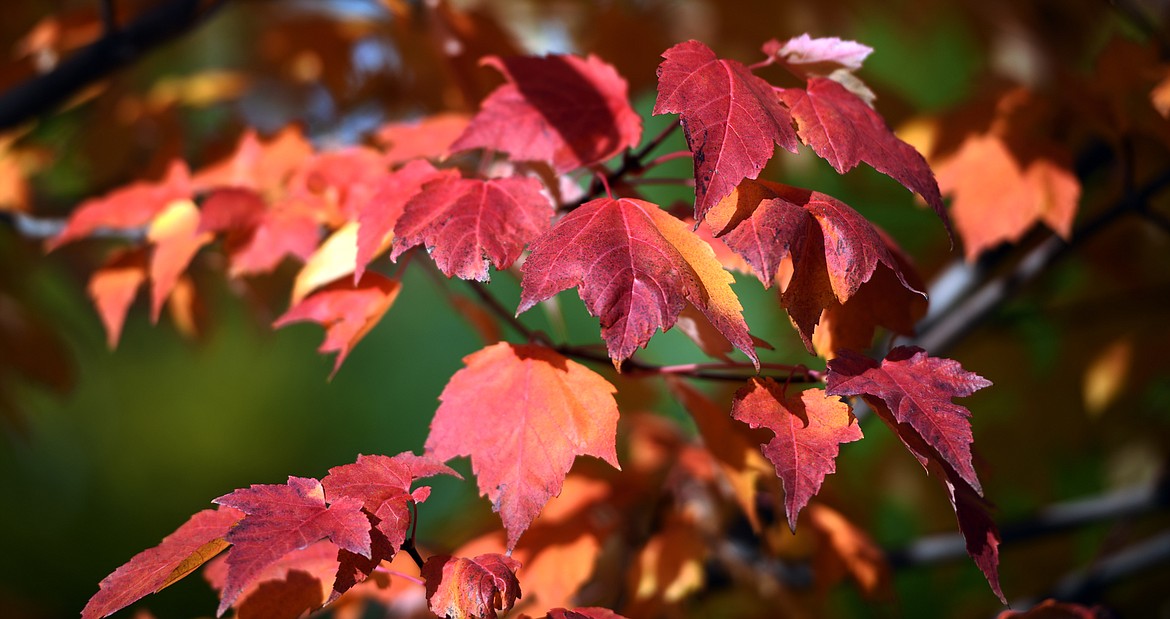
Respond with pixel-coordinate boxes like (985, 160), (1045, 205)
(212, 476), (372, 616)
(518, 196), (757, 368)
(146, 199), (211, 322)
(392, 175), (553, 281)
(192, 126), (313, 197)
(810, 236), (928, 358)
(764, 34), (873, 73)
(355, 160), (458, 282)
(709, 179), (921, 351)
(777, 78), (949, 231)
(82, 507), (243, 619)
(286, 146), (392, 224)
(936, 132), (1079, 260)
(731, 380), (862, 530)
(826, 346), (990, 495)
(87, 248), (148, 349)
(422, 553), (523, 619)
(825, 347), (1003, 601)
(426, 343), (620, 549)
(198, 188), (321, 277)
(450, 54), (642, 173)
(203, 540), (341, 619)
(322, 453), (458, 552)
(376, 113), (471, 164)
(805, 503), (889, 597)
(48, 160), (191, 250)
(273, 273), (401, 377)
(653, 40), (799, 222)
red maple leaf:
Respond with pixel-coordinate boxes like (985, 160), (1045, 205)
(425, 343), (620, 548)
(422, 553), (523, 619)
(87, 248), (148, 349)
(391, 175), (553, 281)
(518, 196), (757, 368)
(709, 179), (921, 351)
(653, 40), (799, 222)
(826, 346), (990, 495)
(212, 476), (372, 615)
(199, 188), (321, 277)
(192, 126), (313, 197)
(778, 77), (948, 231)
(273, 273), (401, 377)
(763, 34), (873, 73)
(731, 380), (862, 530)
(82, 507), (243, 619)
(146, 199), (210, 322)
(203, 540), (342, 619)
(826, 347), (1003, 601)
(376, 113), (470, 164)
(322, 452), (458, 551)
(49, 160), (191, 250)
(355, 160), (457, 282)
(450, 54), (641, 173)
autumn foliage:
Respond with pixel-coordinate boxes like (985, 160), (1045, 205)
(2, 2), (1169, 619)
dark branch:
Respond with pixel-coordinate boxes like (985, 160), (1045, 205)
(0, 0), (230, 131)
(887, 475), (1170, 569)
(911, 168), (1170, 354)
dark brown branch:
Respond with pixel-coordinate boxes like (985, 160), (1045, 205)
(0, 0), (230, 130)
(887, 475), (1170, 569)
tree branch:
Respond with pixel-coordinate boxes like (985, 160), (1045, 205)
(0, 0), (230, 130)
(887, 474), (1170, 569)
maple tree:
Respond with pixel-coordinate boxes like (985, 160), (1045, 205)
(2, 2), (1170, 619)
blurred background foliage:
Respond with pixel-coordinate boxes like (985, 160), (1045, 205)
(2, 0), (1170, 618)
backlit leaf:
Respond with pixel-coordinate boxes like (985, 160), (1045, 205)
(826, 346), (990, 495)
(654, 40), (799, 222)
(518, 196), (756, 368)
(354, 159), (457, 282)
(212, 477), (372, 616)
(731, 380), (862, 530)
(778, 78), (948, 231)
(426, 343), (620, 549)
(273, 273), (401, 377)
(82, 507), (243, 619)
(451, 54), (641, 173)
(710, 180), (920, 351)
(422, 553), (522, 619)
(87, 248), (148, 349)
(49, 160), (191, 250)
(392, 175), (553, 281)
